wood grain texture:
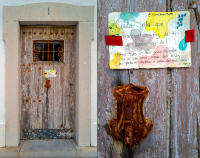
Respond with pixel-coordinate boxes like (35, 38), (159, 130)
(53, 64), (63, 129)
(130, 0), (169, 157)
(170, 0), (200, 157)
(21, 27), (33, 130)
(20, 26), (75, 138)
(98, 0), (130, 157)
(98, 0), (200, 157)
(63, 28), (76, 130)
(21, 28), (29, 133)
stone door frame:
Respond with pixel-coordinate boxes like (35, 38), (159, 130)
(3, 3), (93, 147)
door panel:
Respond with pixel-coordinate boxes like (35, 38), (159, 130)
(53, 64), (64, 129)
(30, 64), (42, 129)
(63, 28), (76, 129)
(20, 26), (76, 139)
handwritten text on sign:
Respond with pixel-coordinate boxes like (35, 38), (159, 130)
(108, 11), (191, 69)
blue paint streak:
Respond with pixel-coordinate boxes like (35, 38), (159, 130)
(120, 12), (139, 22)
(179, 37), (187, 51)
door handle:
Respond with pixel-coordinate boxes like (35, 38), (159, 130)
(22, 96), (31, 104)
(28, 97), (31, 104)
(23, 96), (26, 105)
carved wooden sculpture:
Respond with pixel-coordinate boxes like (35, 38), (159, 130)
(108, 83), (153, 148)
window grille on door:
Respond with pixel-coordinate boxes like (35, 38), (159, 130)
(33, 40), (64, 62)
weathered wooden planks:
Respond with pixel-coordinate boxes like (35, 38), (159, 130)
(63, 27), (76, 130)
(170, 0), (200, 157)
(130, 0), (169, 157)
(20, 26), (76, 139)
(98, 0), (200, 157)
(97, 0), (130, 157)
(21, 27), (33, 130)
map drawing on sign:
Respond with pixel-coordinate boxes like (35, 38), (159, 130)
(108, 11), (191, 69)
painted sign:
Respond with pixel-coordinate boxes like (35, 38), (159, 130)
(44, 69), (57, 79)
(108, 11), (191, 69)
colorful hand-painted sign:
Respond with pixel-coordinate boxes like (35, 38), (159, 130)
(108, 11), (191, 69)
(44, 69), (57, 79)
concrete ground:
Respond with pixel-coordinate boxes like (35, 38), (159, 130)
(0, 139), (97, 158)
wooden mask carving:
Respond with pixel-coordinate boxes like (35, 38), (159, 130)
(107, 83), (153, 148)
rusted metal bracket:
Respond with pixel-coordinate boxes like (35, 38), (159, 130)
(44, 79), (51, 89)
(107, 83), (154, 148)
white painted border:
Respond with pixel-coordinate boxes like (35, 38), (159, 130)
(0, 1), (6, 148)
(90, 3), (97, 147)
(0, 123), (5, 147)
(3, 3), (94, 147)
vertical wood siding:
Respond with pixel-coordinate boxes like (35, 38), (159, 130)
(98, 1), (130, 157)
(170, 0), (200, 157)
(97, 0), (200, 157)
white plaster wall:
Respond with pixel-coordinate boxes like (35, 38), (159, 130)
(0, 0), (97, 147)
(91, 3), (97, 146)
(2, 0), (96, 6)
(0, 0), (6, 148)
(0, 0), (5, 125)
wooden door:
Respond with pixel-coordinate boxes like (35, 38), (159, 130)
(20, 26), (76, 139)
(98, 0), (200, 157)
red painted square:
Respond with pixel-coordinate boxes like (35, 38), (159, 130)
(105, 35), (123, 46)
(185, 30), (195, 42)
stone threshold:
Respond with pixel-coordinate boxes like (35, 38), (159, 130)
(0, 139), (97, 158)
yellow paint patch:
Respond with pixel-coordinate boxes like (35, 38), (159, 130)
(145, 12), (177, 38)
(110, 52), (122, 69)
(109, 22), (122, 35)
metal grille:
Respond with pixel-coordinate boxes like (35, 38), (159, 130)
(33, 40), (64, 62)
(22, 129), (74, 140)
